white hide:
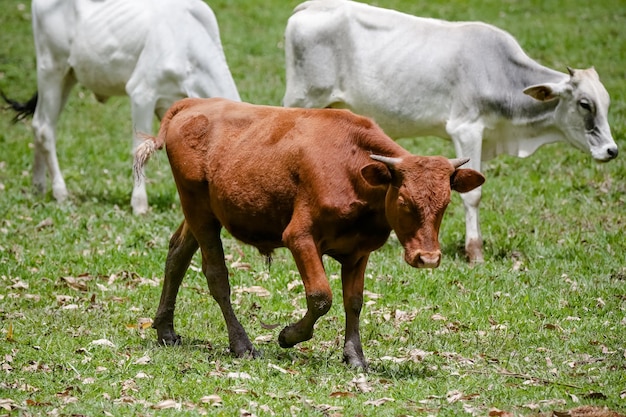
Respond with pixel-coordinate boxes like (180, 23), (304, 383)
(283, 0), (618, 262)
(30, 0), (240, 214)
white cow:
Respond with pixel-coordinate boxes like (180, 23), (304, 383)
(283, 0), (618, 262)
(8, 0), (240, 214)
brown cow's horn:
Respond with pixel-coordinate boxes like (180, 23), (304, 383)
(449, 157), (470, 168)
(370, 154), (402, 166)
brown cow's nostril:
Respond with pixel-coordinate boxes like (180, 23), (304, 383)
(416, 252), (441, 268)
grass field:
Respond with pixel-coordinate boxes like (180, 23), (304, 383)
(1, 0), (625, 416)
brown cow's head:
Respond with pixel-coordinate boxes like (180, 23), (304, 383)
(363, 155), (484, 268)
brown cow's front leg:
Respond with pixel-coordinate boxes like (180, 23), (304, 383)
(153, 221), (199, 345)
(279, 233), (332, 348)
(341, 255), (369, 370)
(198, 227), (258, 358)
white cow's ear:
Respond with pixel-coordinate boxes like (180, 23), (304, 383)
(523, 82), (568, 102)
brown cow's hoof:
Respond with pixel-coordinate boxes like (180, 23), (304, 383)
(343, 344), (368, 370)
(230, 341), (260, 359)
(232, 347), (261, 359)
(278, 324), (313, 348)
(156, 330), (182, 346)
(343, 354), (368, 370)
(278, 328), (296, 348)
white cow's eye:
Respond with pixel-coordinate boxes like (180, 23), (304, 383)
(579, 99), (592, 111)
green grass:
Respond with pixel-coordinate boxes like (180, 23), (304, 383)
(1, 0), (625, 416)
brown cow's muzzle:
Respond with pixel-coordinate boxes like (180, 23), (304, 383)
(406, 250), (441, 269)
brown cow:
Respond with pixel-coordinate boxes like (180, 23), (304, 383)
(133, 97), (484, 369)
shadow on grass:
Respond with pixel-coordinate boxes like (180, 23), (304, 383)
(144, 336), (437, 379)
(72, 187), (177, 212)
(369, 359), (438, 379)
(440, 241), (467, 260)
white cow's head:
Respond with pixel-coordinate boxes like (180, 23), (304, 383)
(523, 67), (618, 162)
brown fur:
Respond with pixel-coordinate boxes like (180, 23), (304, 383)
(134, 98), (484, 369)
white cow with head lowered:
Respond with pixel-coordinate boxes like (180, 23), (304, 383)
(5, 0), (240, 214)
(283, 0), (618, 263)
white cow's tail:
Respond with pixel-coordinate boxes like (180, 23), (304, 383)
(133, 133), (161, 187)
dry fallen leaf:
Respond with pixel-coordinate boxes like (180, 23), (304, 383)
(287, 280), (302, 291)
(544, 323), (563, 331)
(138, 318), (153, 329)
(35, 218), (53, 231)
(234, 286), (270, 297)
(254, 335), (273, 343)
(489, 408), (514, 417)
(380, 356), (406, 364)
(352, 374), (374, 393)
(152, 399), (180, 410)
(267, 363), (289, 374)
(227, 372), (252, 379)
(133, 355), (151, 365)
(61, 276), (89, 292)
(447, 390), (464, 403)
(200, 394), (222, 405)
(10, 279), (28, 290)
(0, 398), (18, 411)
(90, 339), (116, 348)
(330, 392), (356, 398)
(25, 399), (51, 406)
(363, 397), (394, 406)
(230, 260), (252, 270)
(363, 290), (382, 299)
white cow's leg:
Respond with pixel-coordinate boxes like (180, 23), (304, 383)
(32, 73), (76, 202)
(460, 187), (483, 263)
(129, 97), (156, 214)
(32, 137), (47, 196)
(449, 123), (484, 263)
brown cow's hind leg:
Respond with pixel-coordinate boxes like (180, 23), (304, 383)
(153, 221), (199, 345)
(341, 255), (369, 370)
(198, 225), (258, 358)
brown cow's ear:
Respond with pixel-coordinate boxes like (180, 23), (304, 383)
(361, 163), (392, 187)
(450, 169), (485, 193)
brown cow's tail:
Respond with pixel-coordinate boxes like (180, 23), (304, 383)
(132, 99), (191, 186)
(133, 133), (162, 186)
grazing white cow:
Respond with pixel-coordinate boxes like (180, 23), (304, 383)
(283, 0), (618, 262)
(7, 0), (240, 214)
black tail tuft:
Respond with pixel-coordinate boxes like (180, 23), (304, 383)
(1, 90), (38, 123)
